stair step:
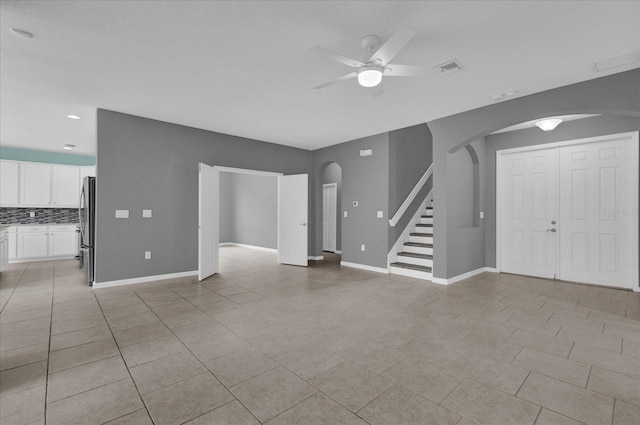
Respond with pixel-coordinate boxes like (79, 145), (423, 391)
(416, 224), (433, 228)
(398, 252), (433, 260)
(404, 242), (433, 248)
(390, 262), (432, 273)
(410, 232), (431, 237)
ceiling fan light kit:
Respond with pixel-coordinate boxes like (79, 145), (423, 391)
(357, 66), (383, 87)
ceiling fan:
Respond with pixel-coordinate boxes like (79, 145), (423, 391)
(313, 25), (427, 95)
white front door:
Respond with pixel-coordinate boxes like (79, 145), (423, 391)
(322, 183), (337, 252)
(278, 174), (308, 266)
(198, 163), (218, 281)
(500, 147), (558, 279)
(499, 132), (639, 289)
(558, 135), (638, 289)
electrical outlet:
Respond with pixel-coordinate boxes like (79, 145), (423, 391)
(115, 210), (129, 218)
(29, 211), (35, 218)
(344, 211), (348, 218)
(144, 251), (151, 259)
(480, 211), (485, 219)
(377, 211), (383, 218)
(142, 209), (152, 218)
(361, 244), (365, 251)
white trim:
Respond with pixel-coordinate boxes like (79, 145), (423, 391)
(340, 261), (388, 274)
(94, 270), (198, 289)
(213, 166), (283, 177)
(496, 131), (639, 156)
(389, 163), (434, 227)
(431, 267), (494, 285)
(219, 242), (277, 253)
(387, 190), (432, 268)
(308, 256), (324, 260)
(335, 250), (342, 254)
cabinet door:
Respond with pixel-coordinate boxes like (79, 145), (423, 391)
(8, 230), (17, 260)
(18, 232), (49, 258)
(49, 231), (77, 257)
(21, 163), (52, 206)
(0, 161), (20, 206)
(52, 166), (80, 207)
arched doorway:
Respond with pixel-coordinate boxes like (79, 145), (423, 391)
(320, 161), (342, 261)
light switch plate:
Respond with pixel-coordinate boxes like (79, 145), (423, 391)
(144, 251), (151, 259)
(480, 211), (485, 219)
(377, 211), (383, 218)
(115, 210), (129, 218)
(344, 211), (348, 218)
(143, 209), (152, 218)
(361, 244), (366, 251)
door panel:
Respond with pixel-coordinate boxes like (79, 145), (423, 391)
(500, 148), (558, 279)
(198, 163), (218, 281)
(559, 136), (638, 288)
(278, 174), (308, 266)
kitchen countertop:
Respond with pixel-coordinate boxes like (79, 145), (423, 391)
(0, 223), (79, 229)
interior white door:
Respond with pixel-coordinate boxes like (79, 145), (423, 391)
(559, 135), (638, 289)
(278, 174), (308, 266)
(322, 183), (337, 252)
(500, 148), (558, 279)
(198, 163), (219, 281)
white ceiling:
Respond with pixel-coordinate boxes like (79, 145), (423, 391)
(1, 1), (639, 155)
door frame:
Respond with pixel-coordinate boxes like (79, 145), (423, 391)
(496, 131), (639, 291)
(198, 165), (283, 280)
(322, 183), (338, 253)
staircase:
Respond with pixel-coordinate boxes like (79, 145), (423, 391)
(389, 197), (433, 280)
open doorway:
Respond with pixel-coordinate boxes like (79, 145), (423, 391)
(198, 164), (308, 281)
(321, 162), (342, 262)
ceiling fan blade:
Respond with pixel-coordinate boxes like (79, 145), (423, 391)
(311, 46), (366, 68)
(384, 64), (429, 77)
(314, 71), (358, 89)
(370, 25), (417, 65)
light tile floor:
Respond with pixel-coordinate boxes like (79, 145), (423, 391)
(1, 246), (639, 425)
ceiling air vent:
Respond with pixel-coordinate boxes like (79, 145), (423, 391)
(433, 59), (463, 75)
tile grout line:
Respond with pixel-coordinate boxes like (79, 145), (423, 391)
(44, 262), (57, 425)
(0, 265), (27, 314)
(94, 286), (156, 424)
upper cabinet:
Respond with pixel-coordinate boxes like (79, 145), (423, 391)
(21, 163), (52, 206)
(1, 160), (94, 208)
(0, 161), (20, 206)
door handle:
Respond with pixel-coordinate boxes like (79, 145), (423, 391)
(546, 228), (556, 233)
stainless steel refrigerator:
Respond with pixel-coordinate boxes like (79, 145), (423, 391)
(79, 176), (95, 285)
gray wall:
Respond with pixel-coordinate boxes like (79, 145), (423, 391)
(484, 114), (640, 268)
(321, 162), (342, 251)
(312, 133), (390, 269)
(95, 109), (310, 283)
(445, 137), (486, 278)
(219, 172), (278, 249)
(387, 123), (433, 249)
(428, 69), (640, 279)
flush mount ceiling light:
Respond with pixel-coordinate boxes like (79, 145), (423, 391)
(357, 65), (383, 87)
(535, 118), (563, 131)
(11, 28), (33, 38)
(63, 144), (75, 150)
(66, 114), (80, 120)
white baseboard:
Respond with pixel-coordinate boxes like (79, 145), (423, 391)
(93, 270), (198, 289)
(220, 243), (277, 253)
(431, 267), (495, 285)
(389, 266), (432, 281)
(340, 261), (388, 274)
(308, 256), (324, 261)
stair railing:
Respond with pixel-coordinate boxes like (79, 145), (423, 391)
(388, 163), (433, 227)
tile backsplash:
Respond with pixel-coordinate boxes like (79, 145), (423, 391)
(0, 207), (79, 224)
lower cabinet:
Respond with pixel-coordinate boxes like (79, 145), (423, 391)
(15, 225), (78, 261)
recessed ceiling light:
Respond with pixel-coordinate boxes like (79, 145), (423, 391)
(63, 144), (75, 150)
(66, 114), (80, 120)
(11, 28), (33, 38)
(535, 118), (563, 131)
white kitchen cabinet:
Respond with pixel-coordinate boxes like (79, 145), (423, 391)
(20, 163), (52, 206)
(52, 166), (80, 206)
(18, 226), (49, 259)
(0, 161), (20, 206)
(48, 225), (78, 257)
(0, 230), (8, 272)
(7, 227), (17, 261)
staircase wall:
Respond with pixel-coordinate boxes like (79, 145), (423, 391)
(388, 123), (433, 250)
